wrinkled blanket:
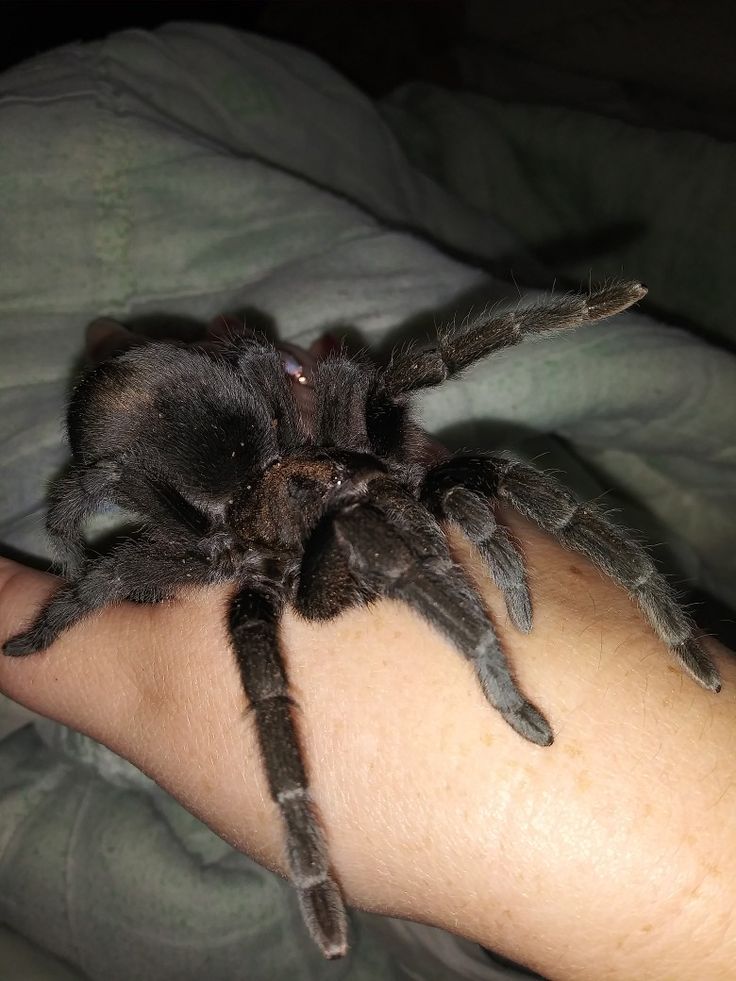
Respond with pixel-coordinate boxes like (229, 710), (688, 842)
(0, 22), (733, 981)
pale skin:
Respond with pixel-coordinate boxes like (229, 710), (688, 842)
(0, 514), (734, 981)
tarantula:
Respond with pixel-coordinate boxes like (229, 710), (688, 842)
(3, 281), (720, 959)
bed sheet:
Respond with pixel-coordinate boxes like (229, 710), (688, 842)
(0, 22), (733, 981)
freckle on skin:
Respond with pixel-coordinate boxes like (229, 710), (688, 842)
(575, 771), (592, 793)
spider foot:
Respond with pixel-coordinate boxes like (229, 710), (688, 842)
(673, 638), (721, 693)
(504, 700), (554, 747)
(298, 875), (349, 960)
(3, 624), (53, 657)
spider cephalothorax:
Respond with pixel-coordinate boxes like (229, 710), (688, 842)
(3, 282), (720, 958)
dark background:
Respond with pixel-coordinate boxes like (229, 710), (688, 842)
(2, 1), (462, 93)
(2, 1), (734, 122)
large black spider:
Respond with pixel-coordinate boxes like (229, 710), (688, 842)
(3, 281), (720, 959)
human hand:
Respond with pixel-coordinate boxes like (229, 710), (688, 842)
(1, 509), (734, 979)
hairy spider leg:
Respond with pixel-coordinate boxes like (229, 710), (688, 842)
(380, 281), (647, 396)
(297, 499), (553, 747)
(2, 532), (222, 656)
(4, 527), (349, 957)
(229, 586), (348, 959)
(44, 462), (112, 575)
(423, 455), (721, 693)
(45, 455), (220, 578)
(423, 484), (532, 633)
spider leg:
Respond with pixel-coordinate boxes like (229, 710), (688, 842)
(45, 462), (111, 575)
(422, 483), (532, 632)
(46, 451), (228, 578)
(2, 535), (218, 656)
(426, 455), (721, 692)
(229, 585), (347, 959)
(297, 503), (552, 746)
(380, 281), (647, 396)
